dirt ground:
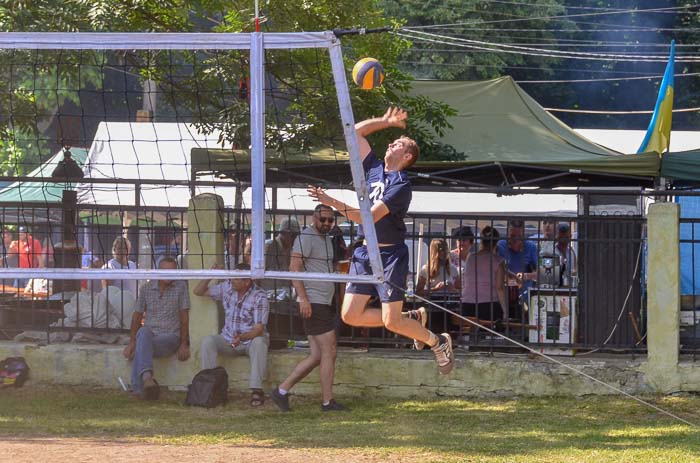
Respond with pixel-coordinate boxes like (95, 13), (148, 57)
(0, 437), (430, 463)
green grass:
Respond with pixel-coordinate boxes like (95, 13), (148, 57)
(1, 386), (699, 463)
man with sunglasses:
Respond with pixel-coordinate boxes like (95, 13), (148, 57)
(271, 204), (346, 412)
(307, 107), (454, 376)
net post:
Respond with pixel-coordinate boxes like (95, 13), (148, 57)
(250, 32), (266, 280)
(328, 38), (384, 282)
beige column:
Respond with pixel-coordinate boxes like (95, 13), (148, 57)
(187, 193), (225, 368)
(645, 202), (681, 392)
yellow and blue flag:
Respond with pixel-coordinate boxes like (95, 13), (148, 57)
(638, 40), (675, 155)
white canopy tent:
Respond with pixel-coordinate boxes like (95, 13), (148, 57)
(77, 122), (578, 214)
(77, 122), (235, 208)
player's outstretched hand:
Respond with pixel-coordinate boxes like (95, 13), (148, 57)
(382, 107), (408, 129)
(307, 185), (331, 205)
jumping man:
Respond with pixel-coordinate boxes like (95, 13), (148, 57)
(308, 107), (454, 375)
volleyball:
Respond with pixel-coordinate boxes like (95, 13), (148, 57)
(352, 58), (385, 90)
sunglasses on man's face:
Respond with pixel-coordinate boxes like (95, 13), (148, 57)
(318, 216), (335, 224)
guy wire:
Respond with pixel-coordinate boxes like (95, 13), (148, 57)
(388, 280), (698, 428)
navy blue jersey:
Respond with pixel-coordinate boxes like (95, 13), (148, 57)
(358, 151), (412, 244)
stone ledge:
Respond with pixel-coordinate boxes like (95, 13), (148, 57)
(0, 341), (697, 397)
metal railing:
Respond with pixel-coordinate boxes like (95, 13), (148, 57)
(679, 217), (700, 358)
(0, 203), (649, 355)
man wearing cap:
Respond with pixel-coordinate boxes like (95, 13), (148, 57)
(261, 217), (300, 294)
(450, 226), (475, 279)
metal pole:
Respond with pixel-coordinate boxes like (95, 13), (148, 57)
(328, 38), (383, 282)
(249, 32), (266, 279)
(254, 0), (260, 32)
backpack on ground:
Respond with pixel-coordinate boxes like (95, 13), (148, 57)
(0, 357), (29, 388)
(184, 366), (229, 408)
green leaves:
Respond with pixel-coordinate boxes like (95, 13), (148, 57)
(0, 0), (461, 173)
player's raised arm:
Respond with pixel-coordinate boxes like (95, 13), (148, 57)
(354, 107), (408, 160)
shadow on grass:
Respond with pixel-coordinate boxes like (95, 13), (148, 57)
(0, 386), (698, 460)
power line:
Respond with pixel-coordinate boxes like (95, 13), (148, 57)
(402, 60), (700, 83)
(415, 25), (700, 33)
(402, 5), (696, 30)
(397, 29), (694, 63)
(398, 60), (667, 77)
(404, 43), (697, 55)
(518, 72), (700, 83)
(403, 61), (700, 83)
(474, 0), (628, 11)
(421, 36), (700, 49)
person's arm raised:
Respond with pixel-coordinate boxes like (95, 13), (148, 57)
(354, 107), (408, 160)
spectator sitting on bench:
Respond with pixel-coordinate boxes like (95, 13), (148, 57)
(123, 257), (190, 401)
(193, 262), (270, 407)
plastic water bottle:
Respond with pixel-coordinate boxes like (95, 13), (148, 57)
(406, 279), (415, 298)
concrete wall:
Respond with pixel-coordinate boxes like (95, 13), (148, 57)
(1, 198), (697, 397)
(1, 341), (698, 397)
(0, 341), (657, 396)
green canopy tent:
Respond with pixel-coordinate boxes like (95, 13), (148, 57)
(0, 148), (88, 203)
(660, 150), (700, 185)
(191, 77), (659, 189)
(0, 148), (89, 225)
(408, 77), (659, 188)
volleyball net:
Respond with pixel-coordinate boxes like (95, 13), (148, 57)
(0, 32), (384, 288)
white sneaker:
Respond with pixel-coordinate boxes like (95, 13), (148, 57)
(431, 333), (454, 375)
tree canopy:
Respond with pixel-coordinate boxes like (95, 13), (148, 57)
(387, 0), (700, 130)
(0, 0), (459, 177)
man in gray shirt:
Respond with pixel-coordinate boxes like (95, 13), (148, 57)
(271, 204), (346, 412)
(123, 257), (190, 400)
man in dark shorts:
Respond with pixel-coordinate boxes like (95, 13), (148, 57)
(270, 204), (346, 412)
(308, 107), (454, 375)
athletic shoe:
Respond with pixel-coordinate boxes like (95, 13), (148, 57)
(321, 399), (349, 412)
(410, 307), (428, 350)
(142, 377), (160, 401)
(431, 333), (454, 375)
(270, 387), (291, 412)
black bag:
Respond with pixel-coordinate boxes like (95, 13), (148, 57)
(184, 367), (229, 408)
(0, 357), (29, 388)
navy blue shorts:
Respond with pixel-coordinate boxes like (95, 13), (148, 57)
(345, 243), (408, 303)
